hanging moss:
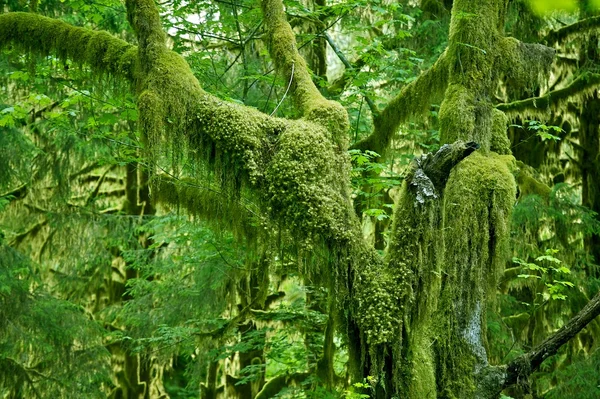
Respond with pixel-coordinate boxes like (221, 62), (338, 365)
(490, 109), (512, 155)
(0, 12), (136, 80)
(439, 84), (478, 147)
(498, 37), (554, 91)
(497, 72), (600, 116)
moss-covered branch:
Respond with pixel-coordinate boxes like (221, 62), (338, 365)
(0, 12), (136, 81)
(351, 51), (448, 155)
(124, 0), (166, 69)
(502, 290), (600, 390)
(545, 15), (600, 44)
(498, 37), (554, 89)
(260, 0), (349, 141)
(496, 72), (600, 115)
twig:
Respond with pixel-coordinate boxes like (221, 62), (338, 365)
(270, 61), (295, 116)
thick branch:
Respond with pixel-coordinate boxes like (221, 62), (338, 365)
(0, 12), (136, 81)
(545, 15), (600, 44)
(124, 0), (166, 69)
(351, 51), (448, 155)
(496, 73), (600, 115)
(503, 290), (600, 389)
(260, 0), (349, 138)
(498, 37), (555, 89)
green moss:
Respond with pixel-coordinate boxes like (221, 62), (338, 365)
(497, 73), (600, 116)
(383, 151), (516, 398)
(491, 109), (512, 155)
(498, 37), (554, 91)
(439, 84), (478, 146)
(260, 0), (349, 145)
(515, 160), (551, 198)
(0, 12), (136, 80)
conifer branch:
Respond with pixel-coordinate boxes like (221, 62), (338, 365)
(0, 12), (136, 81)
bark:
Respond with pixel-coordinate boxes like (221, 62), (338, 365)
(502, 291), (600, 390)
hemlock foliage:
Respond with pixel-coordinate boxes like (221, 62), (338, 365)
(1, 0), (600, 398)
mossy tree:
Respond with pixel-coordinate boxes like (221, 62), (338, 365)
(2, 0), (600, 398)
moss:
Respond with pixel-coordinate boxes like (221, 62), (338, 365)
(515, 161), (551, 198)
(0, 12), (136, 80)
(352, 52), (449, 156)
(439, 84), (478, 147)
(496, 73), (600, 116)
(353, 243), (405, 346)
(490, 109), (511, 155)
(383, 151), (516, 398)
(498, 37), (554, 91)
(261, 0), (349, 144)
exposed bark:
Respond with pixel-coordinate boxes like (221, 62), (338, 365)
(502, 291), (600, 389)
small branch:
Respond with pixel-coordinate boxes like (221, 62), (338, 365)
(322, 32), (379, 116)
(270, 61), (295, 116)
(496, 73), (600, 115)
(503, 290), (600, 389)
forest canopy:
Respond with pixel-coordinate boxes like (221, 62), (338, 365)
(1, 0), (600, 398)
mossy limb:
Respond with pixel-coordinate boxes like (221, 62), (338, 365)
(0, 12), (136, 80)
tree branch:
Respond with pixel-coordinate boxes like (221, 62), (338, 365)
(124, 0), (166, 69)
(351, 51), (449, 155)
(0, 12), (136, 81)
(260, 0), (349, 139)
(503, 290), (600, 389)
(498, 37), (555, 89)
(545, 15), (600, 44)
(496, 73), (600, 115)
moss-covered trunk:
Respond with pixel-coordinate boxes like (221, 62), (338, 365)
(383, 1), (517, 397)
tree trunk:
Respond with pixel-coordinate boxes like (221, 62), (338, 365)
(382, 1), (519, 397)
